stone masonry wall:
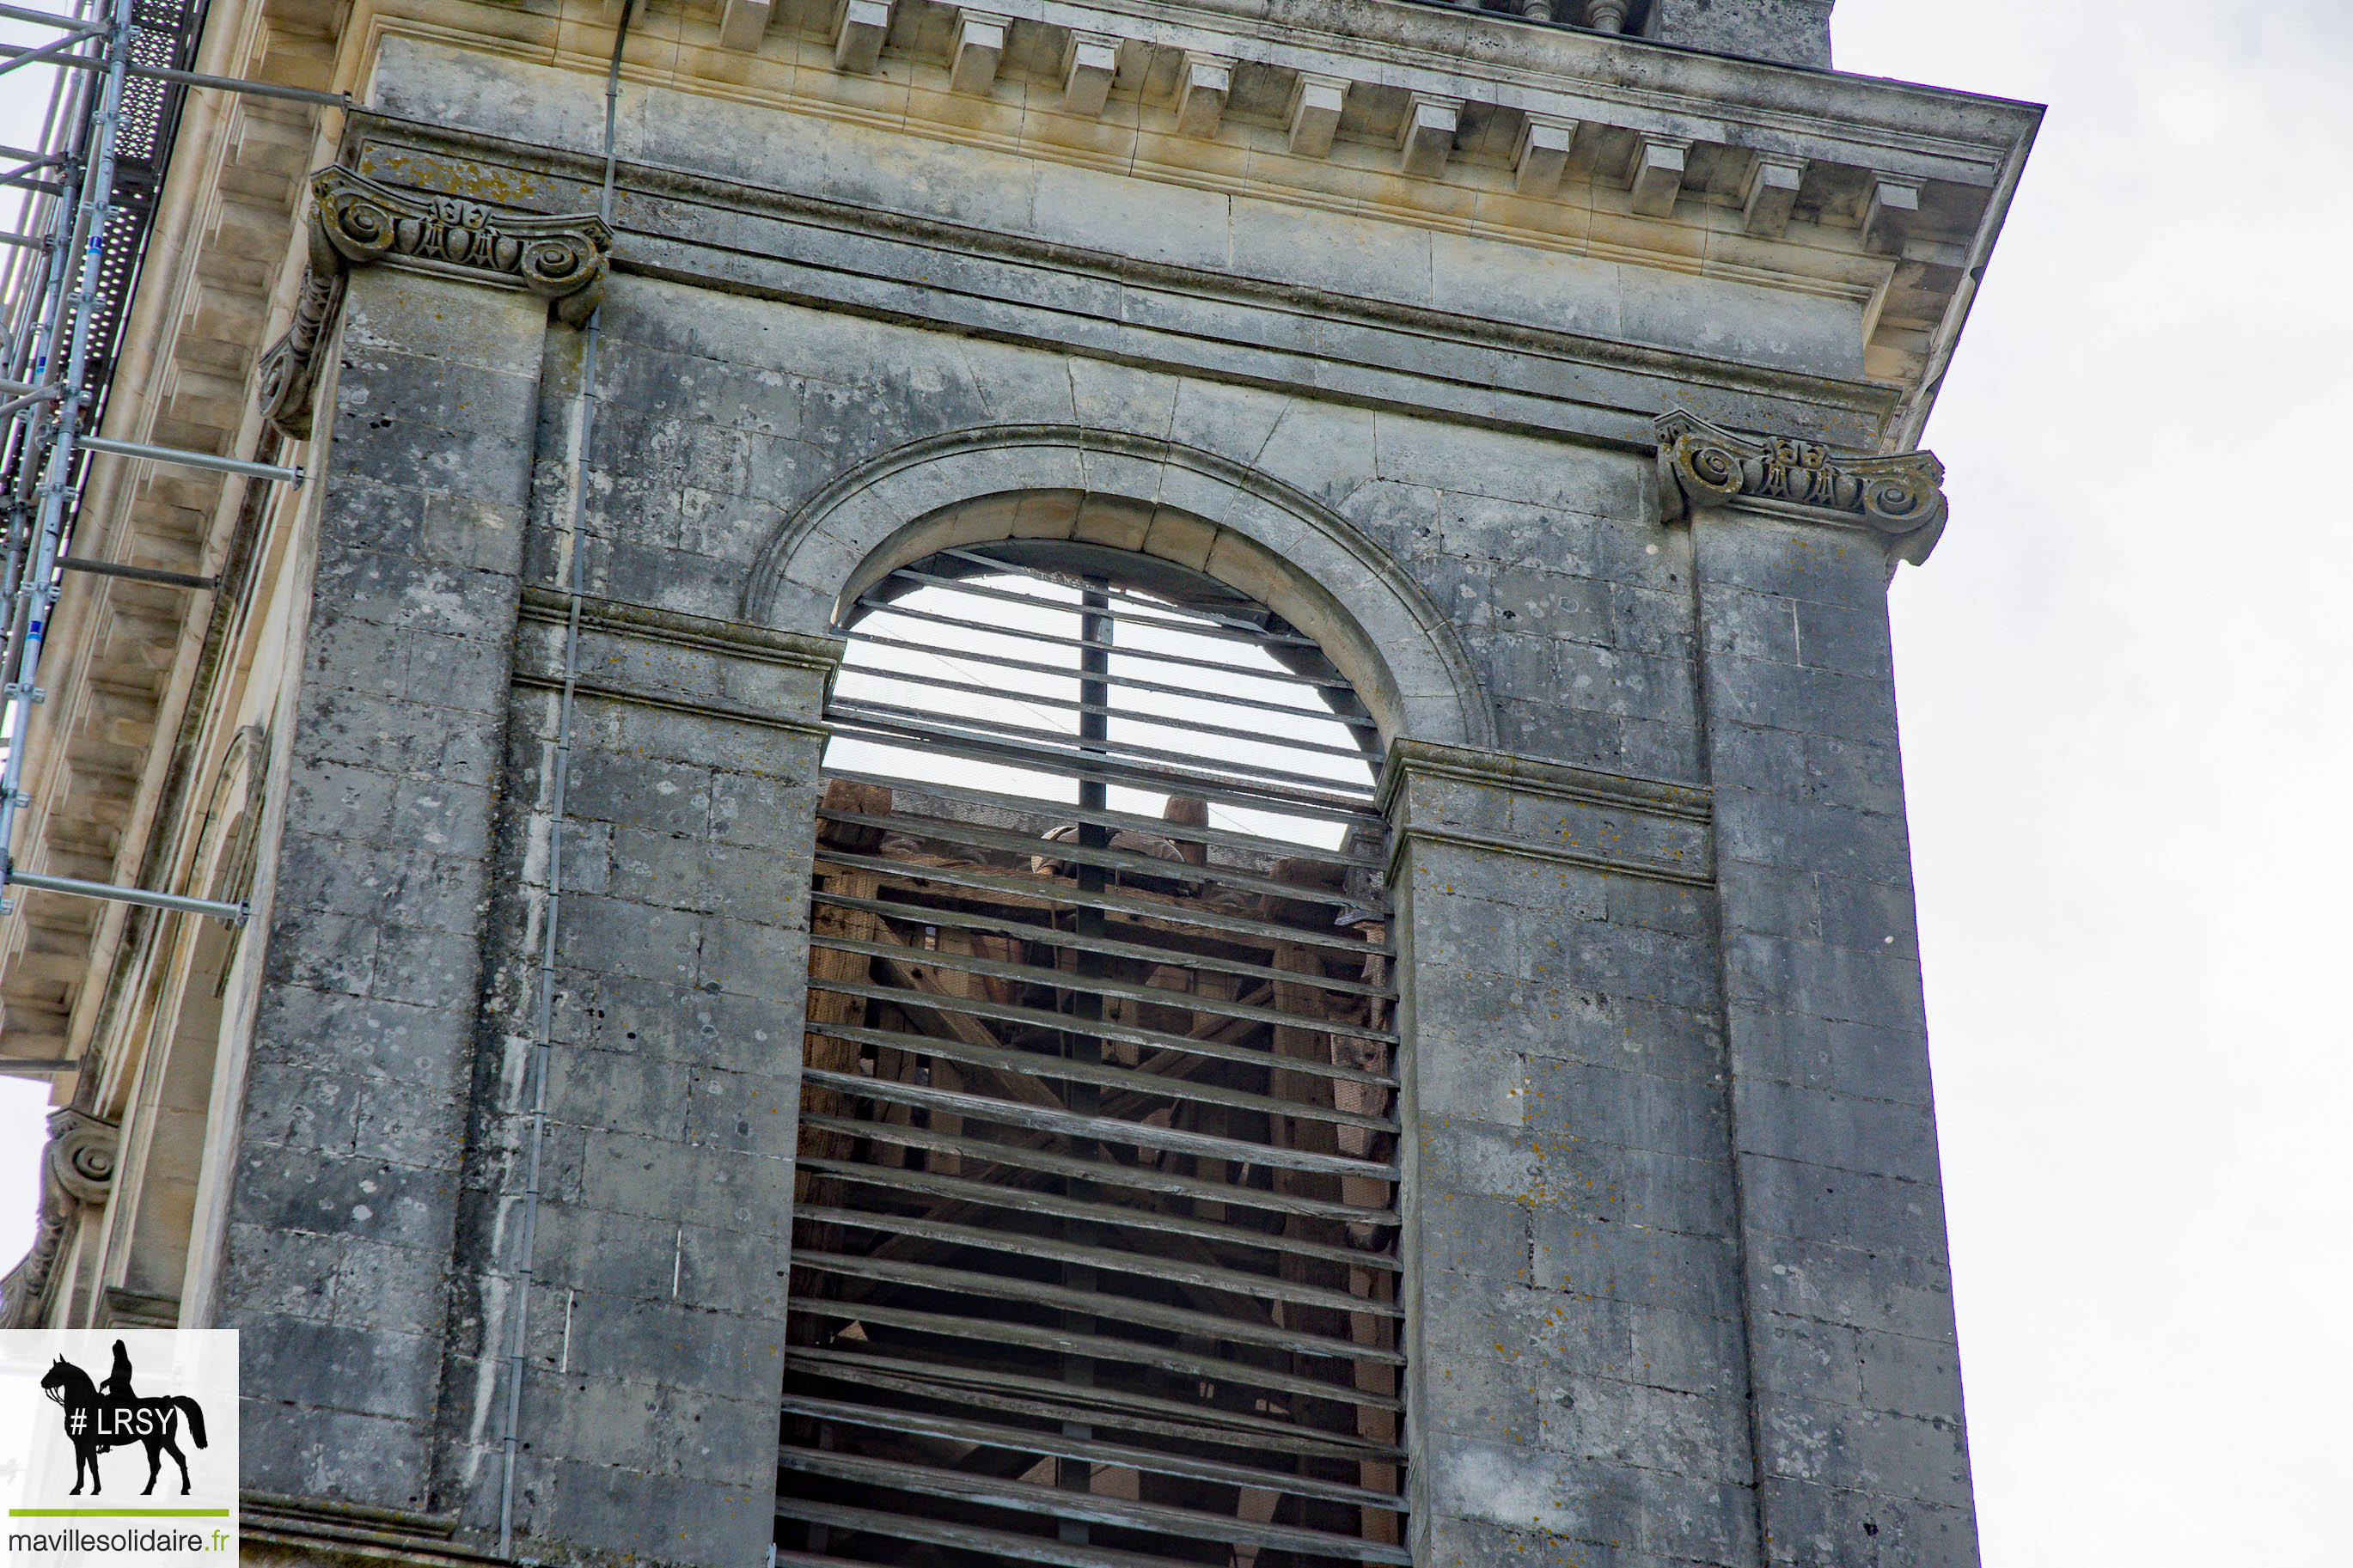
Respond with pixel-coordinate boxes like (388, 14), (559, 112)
(211, 177), (1971, 1568)
(574, 275), (1702, 784)
(1386, 744), (1755, 1568)
(436, 585), (833, 1565)
(1658, 0), (1838, 70)
(217, 265), (544, 1507)
(1694, 509), (1973, 1566)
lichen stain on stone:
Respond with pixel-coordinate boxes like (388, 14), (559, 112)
(370, 151), (547, 209)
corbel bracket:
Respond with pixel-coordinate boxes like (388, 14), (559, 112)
(1654, 408), (1948, 564)
(258, 167), (613, 440)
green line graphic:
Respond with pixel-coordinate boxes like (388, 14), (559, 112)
(8, 1508), (233, 1516)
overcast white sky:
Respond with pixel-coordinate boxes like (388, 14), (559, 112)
(1837, 0), (2353, 1562)
(2, 1), (2346, 1561)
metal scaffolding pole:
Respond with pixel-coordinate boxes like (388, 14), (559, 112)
(0, 0), (297, 927)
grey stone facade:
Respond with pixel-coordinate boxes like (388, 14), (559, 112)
(0, 1), (2037, 1565)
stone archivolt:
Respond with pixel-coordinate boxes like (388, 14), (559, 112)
(259, 167), (611, 439)
(1653, 407), (1949, 559)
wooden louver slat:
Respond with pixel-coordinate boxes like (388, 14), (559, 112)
(781, 546), (1406, 1568)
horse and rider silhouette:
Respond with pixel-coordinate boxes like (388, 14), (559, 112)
(38, 1340), (208, 1496)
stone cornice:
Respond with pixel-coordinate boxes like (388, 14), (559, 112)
(506, 672), (837, 745)
(1001, 0), (2035, 185)
(258, 167), (611, 439)
(516, 585), (847, 674)
(1379, 737), (1713, 887)
(239, 1491), (481, 1568)
(513, 588), (841, 743)
(1379, 737), (1712, 824)
(1653, 407), (1949, 563)
(345, 0), (2038, 448)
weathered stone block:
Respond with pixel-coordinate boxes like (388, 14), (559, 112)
(1855, 1327), (1968, 1422)
(261, 907), (378, 998)
(372, 923), (492, 1010)
(237, 1400), (432, 1510)
(275, 833), (486, 933)
(542, 1043), (699, 1138)
(1533, 922), (1720, 1012)
(1425, 1189), (1535, 1283)
(251, 985), (474, 1087)
(229, 1144), (459, 1253)
(1427, 1438), (1759, 1563)
(1757, 1394), (1974, 1511)
(1536, 1373), (1754, 1486)
(1727, 1009), (1936, 1107)
(555, 895), (704, 987)
(297, 687), (506, 783)
(1734, 1077), (1943, 1187)
(1421, 1317), (1545, 1447)
(1529, 1058), (1729, 1162)
(1723, 932), (1928, 1034)
(1715, 790), (1914, 891)
(1417, 1116), (1543, 1205)
(1696, 519), (1893, 612)
(1740, 1153), (1947, 1263)
(538, 1456), (773, 1568)
(1706, 653), (1901, 746)
(216, 1222), (343, 1322)
(239, 1315), (442, 1420)
(327, 1233), (454, 1337)
(1538, 1133), (1738, 1242)
(1753, 1310), (1865, 1404)
(1532, 1208), (1741, 1321)
(1756, 1477), (1981, 1568)
(1745, 1235), (1959, 1343)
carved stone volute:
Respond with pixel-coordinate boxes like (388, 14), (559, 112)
(1653, 408), (1950, 563)
(308, 168), (612, 313)
(253, 264), (345, 442)
(0, 1108), (119, 1327)
(45, 1107), (118, 1207)
(259, 167), (612, 440)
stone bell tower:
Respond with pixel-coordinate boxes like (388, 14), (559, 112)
(0, 0), (2035, 1564)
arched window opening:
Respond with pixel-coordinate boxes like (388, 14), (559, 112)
(779, 537), (1408, 1568)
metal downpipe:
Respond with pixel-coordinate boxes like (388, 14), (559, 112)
(495, 0), (633, 1553)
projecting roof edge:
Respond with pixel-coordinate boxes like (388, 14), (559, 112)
(1047, 0), (2044, 167)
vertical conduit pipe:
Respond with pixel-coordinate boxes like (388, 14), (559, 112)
(495, 1), (633, 1553)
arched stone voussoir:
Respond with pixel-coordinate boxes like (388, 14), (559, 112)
(743, 426), (1495, 751)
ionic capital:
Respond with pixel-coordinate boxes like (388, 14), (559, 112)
(259, 168), (613, 439)
(1653, 408), (1948, 563)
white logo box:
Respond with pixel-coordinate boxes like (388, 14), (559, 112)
(0, 1329), (237, 1563)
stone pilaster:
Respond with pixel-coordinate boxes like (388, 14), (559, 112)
(1382, 740), (1763, 1567)
(217, 259), (548, 1511)
(443, 591), (839, 1565)
(1686, 479), (1977, 1565)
